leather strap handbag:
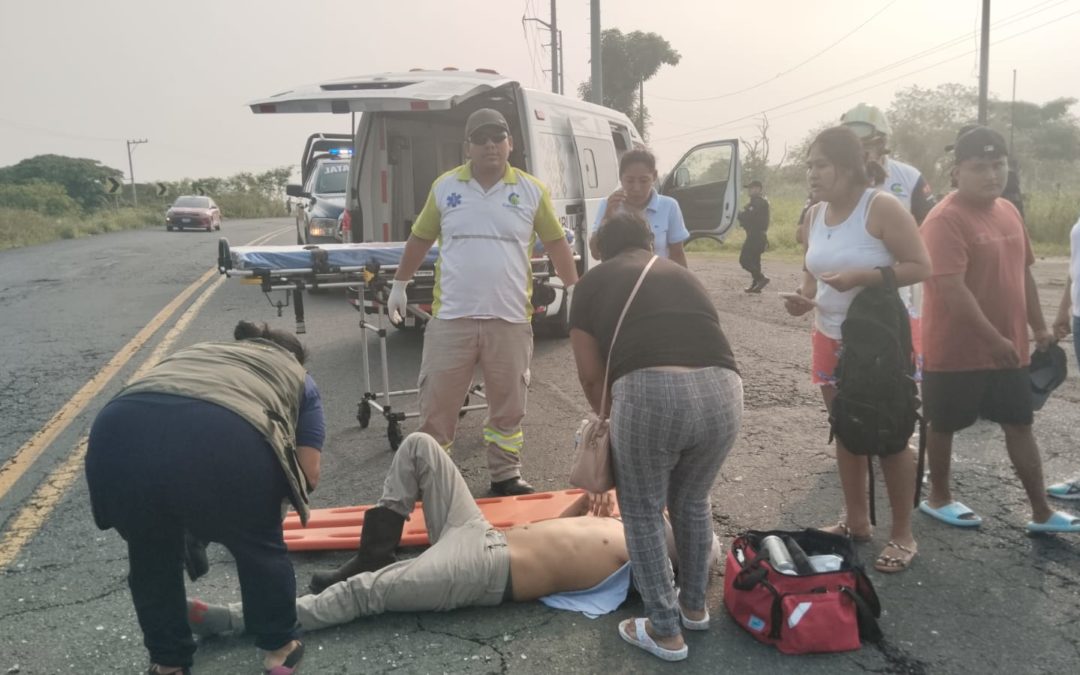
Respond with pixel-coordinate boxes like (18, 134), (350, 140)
(570, 255), (659, 493)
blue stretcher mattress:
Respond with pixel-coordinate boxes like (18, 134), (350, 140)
(229, 242), (435, 271)
(229, 230), (572, 272)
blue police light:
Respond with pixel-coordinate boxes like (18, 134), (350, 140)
(328, 147), (353, 158)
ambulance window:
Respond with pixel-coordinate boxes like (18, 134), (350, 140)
(609, 124), (631, 160)
(583, 149), (599, 189)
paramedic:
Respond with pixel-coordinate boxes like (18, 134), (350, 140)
(188, 433), (690, 634)
(84, 320), (324, 675)
(590, 148), (690, 267)
(387, 108), (579, 496)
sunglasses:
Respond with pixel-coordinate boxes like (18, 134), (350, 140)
(469, 131), (508, 145)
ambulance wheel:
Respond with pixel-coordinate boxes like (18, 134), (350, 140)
(458, 395), (470, 419)
(387, 420), (403, 451)
(357, 400), (371, 429)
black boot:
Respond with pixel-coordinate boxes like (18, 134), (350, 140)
(309, 507), (405, 594)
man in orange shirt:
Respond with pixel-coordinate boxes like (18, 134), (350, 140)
(917, 126), (1079, 534)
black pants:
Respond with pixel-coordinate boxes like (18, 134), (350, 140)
(86, 393), (299, 667)
(739, 230), (767, 282)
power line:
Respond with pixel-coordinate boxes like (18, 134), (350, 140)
(652, 0), (898, 103)
(653, 7), (1080, 143)
(652, 0), (1068, 105)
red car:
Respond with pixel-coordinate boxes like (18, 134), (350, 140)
(166, 196), (222, 232)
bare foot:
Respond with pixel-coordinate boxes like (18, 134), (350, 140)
(819, 522), (873, 542)
(148, 666), (185, 675)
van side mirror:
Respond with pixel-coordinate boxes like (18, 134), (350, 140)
(674, 167), (690, 188)
(286, 184), (309, 199)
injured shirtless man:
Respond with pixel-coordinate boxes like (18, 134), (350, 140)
(188, 432), (699, 636)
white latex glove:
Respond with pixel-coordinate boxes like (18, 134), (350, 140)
(387, 280), (409, 324)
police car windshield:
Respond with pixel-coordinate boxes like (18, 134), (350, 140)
(314, 162), (349, 194)
(173, 196), (210, 208)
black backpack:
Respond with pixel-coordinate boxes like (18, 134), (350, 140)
(829, 269), (927, 517)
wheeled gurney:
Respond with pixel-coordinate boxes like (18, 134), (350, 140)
(216, 237), (572, 449)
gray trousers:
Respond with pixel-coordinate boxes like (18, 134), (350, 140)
(610, 367), (743, 637)
(226, 433), (510, 631)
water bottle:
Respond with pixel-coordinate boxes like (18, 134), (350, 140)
(761, 535), (796, 574)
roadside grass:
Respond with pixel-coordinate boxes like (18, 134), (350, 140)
(689, 188), (1079, 259)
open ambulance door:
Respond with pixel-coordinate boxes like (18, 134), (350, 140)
(567, 118), (619, 273)
(660, 139), (740, 242)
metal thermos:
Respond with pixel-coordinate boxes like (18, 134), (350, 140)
(761, 535), (796, 574)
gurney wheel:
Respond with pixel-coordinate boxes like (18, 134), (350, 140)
(357, 400), (371, 429)
(387, 420), (404, 451)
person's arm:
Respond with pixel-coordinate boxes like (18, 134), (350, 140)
(818, 195), (931, 292)
(667, 242), (688, 268)
(296, 446), (321, 491)
(935, 273), (1021, 368)
(1025, 265), (1053, 350)
(667, 199), (691, 267)
(1053, 276), (1073, 340)
(545, 236), (579, 287)
(785, 205), (818, 317)
(570, 328), (606, 415)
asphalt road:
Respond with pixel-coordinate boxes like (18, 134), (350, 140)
(0, 218), (1077, 674)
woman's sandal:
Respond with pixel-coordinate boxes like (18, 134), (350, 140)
(265, 640), (305, 675)
(819, 522), (873, 543)
(874, 540), (917, 573)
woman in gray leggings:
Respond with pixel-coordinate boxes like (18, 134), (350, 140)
(569, 212), (743, 662)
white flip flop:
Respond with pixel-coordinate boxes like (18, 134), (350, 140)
(679, 607), (710, 631)
(618, 618), (688, 662)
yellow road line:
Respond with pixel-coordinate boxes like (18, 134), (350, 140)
(0, 226), (289, 569)
(0, 267), (217, 500)
(0, 439), (88, 569)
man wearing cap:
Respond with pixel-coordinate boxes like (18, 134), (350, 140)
(918, 125), (1080, 534)
(736, 179), (770, 292)
(387, 108), (579, 496)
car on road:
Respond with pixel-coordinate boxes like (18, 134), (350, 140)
(165, 195), (221, 232)
(287, 157), (349, 244)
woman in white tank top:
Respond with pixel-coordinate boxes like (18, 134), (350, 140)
(783, 126), (931, 574)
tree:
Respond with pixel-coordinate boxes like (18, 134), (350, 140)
(741, 116), (773, 182)
(578, 29), (681, 139)
(0, 154), (123, 211)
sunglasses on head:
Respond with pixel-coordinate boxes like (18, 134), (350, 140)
(469, 130), (508, 145)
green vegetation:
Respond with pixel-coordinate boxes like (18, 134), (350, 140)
(0, 155), (291, 251)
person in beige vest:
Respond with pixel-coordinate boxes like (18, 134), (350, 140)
(85, 321), (324, 675)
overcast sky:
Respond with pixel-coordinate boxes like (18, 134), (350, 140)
(1, 0), (1077, 182)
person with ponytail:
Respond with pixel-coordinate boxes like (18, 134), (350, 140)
(85, 320), (324, 675)
(783, 126), (931, 574)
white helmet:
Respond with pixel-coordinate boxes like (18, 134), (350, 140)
(841, 103), (891, 140)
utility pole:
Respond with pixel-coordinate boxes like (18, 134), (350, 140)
(558, 29), (565, 94)
(590, 0), (602, 105)
(978, 0), (990, 124)
(522, 2), (561, 94)
(126, 138), (148, 207)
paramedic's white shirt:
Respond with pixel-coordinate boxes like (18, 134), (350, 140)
(412, 163), (564, 323)
(882, 157), (923, 211)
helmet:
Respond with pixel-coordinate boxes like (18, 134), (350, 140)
(841, 103), (891, 140)
(1030, 343), (1068, 411)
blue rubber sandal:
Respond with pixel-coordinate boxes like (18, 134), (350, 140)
(918, 500), (983, 528)
(1027, 511), (1080, 534)
(1047, 480), (1080, 501)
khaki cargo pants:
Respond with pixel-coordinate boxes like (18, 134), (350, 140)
(224, 433), (510, 630)
(418, 317), (533, 482)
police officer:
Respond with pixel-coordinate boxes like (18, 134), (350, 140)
(737, 179), (770, 292)
(387, 108), (579, 495)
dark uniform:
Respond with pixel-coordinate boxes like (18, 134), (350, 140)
(738, 193), (770, 291)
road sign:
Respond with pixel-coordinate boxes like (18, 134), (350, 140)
(104, 176), (122, 194)
(155, 182), (168, 197)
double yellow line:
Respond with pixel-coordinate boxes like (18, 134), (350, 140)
(0, 228), (287, 568)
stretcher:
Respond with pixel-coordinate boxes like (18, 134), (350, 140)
(216, 236), (572, 450)
(282, 488), (618, 551)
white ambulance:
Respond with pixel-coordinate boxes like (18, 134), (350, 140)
(249, 68), (740, 334)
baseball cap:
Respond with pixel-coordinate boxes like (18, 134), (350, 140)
(948, 125), (1008, 162)
(465, 108), (509, 137)
(745, 180), (763, 189)
(1030, 343), (1068, 411)
(841, 103), (891, 139)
